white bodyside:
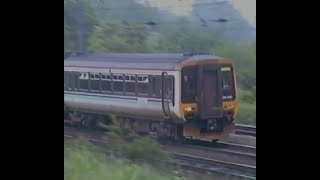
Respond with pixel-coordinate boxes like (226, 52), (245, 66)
(64, 67), (183, 121)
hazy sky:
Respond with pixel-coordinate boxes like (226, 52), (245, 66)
(231, 0), (256, 27)
(137, 0), (256, 27)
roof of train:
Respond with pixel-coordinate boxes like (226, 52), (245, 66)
(64, 53), (224, 70)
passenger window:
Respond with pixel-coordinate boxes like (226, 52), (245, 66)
(101, 76), (111, 92)
(90, 73), (100, 92)
(221, 67), (235, 100)
(113, 74), (123, 93)
(125, 74), (135, 94)
(182, 66), (197, 103)
(137, 75), (148, 95)
(78, 72), (89, 91)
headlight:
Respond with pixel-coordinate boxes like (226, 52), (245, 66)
(224, 105), (235, 109)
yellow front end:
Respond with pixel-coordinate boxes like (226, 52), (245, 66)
(179, 60), (238, 141)
(181, 99), (238, 141)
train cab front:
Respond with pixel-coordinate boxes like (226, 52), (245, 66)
(180, 61), (238, 141)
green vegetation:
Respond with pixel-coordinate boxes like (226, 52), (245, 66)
(236, 89), (256, 125)
(65, 126), (188, 180)
(64, 138), (177, 180)
(236, 102), (256, 125)
(64, 126), (231, 180)
(64, 0), (256, 125)
(100, 124), (170, 161)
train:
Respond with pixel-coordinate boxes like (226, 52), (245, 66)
(64, 53), (238, 141)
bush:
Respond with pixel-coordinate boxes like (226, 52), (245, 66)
(236, 102), (256, 125)
(235, 88), (256, 125)
(238, 88), (256, 104)
(101, 124), (170, 162)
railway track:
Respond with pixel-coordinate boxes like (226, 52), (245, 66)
(183, 138), (256, 154)
(166, 143), (256, 163)
(172, 153), (255, 178)
(235, 124), (256, 137)
(64, 127), (256, 179)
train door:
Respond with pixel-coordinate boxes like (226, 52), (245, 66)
(198, 65), (222, 119)
(161, 72), (172, 119)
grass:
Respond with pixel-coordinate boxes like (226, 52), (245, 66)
(99, 124), (171, 162)
(64, 126), (180, 180)
(236, 89), (256, 125)
(64, 138), (177, 180)
(236, 102), (256, 125)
